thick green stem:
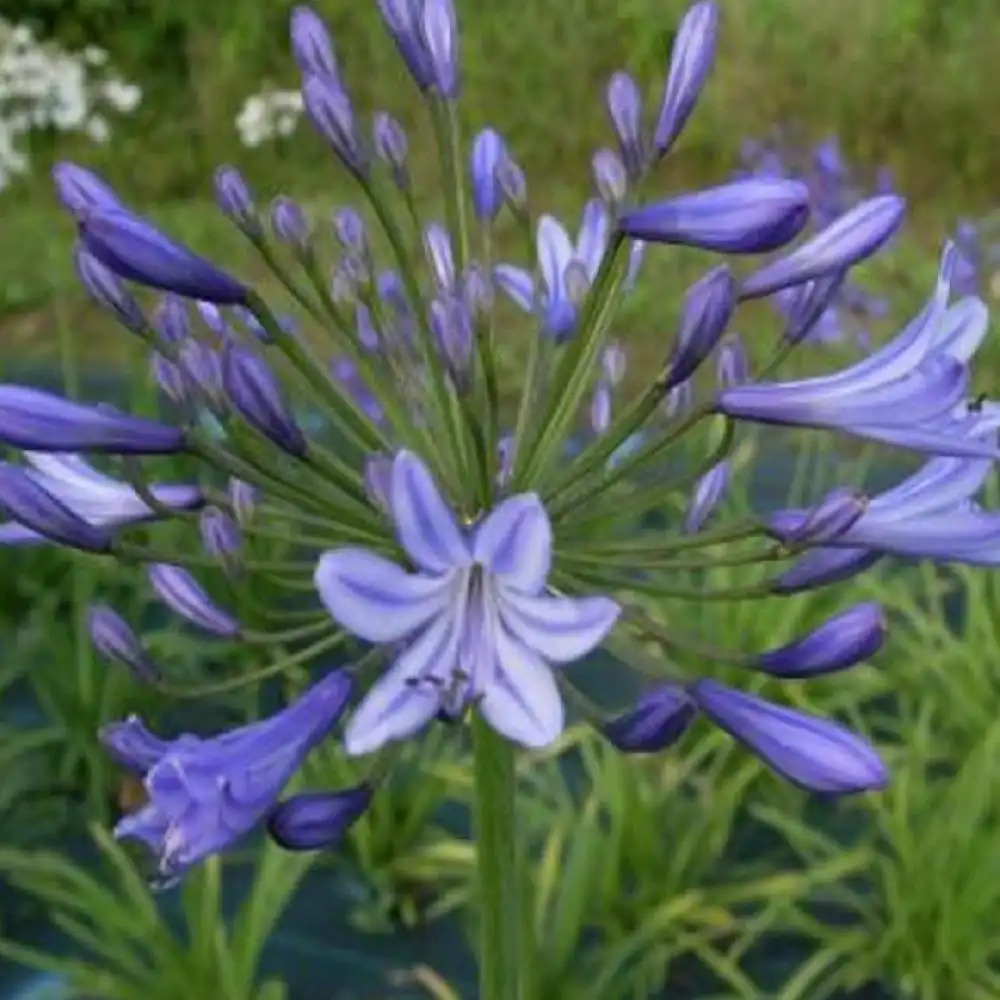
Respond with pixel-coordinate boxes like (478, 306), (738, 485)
(471, 715), (522, 1000)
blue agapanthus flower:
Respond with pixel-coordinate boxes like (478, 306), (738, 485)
(2, 0), (994, 887)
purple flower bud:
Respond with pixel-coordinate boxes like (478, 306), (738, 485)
(770, 487), (868, 546)
(152, 295), (191, 345)
(355, 303), (380, 352)
(151, 353), (191, 406)
(290, 6), (340, 82)
(222, 345), (306, 457)
(200, 506), (242, 566)
(684, 458), (731, 533)
(363, 453), (394, 511)
(590, 381), (612, 434)
(148, 563), (240, 637)
(74, 243), (146, 335)
(302, 74), (367, 176)
(496, 435), (515, 486)
(606, 71), (644, 178)
(619, 179), (810, 254)
(0, 463), (111, 552)
(196, 300), (228, 337)
(592, 148), (628, 205)
(81, 209), (248, 305)
(419, 0), (459, 98)
(228, 478), (259, 526)
(665, 265), (735, 388)
(429, 295), (472, 386)
(741, 195), (906, 299)
(333, 207), (368, 255)
(754, 603), (886, 679)
(471, 128), (505, 221)
(178, 340), (224, 406)
(654, 1), (719, 156)
(373, 112), (409, 186)
(774, 551), (880, 600)
(603, 685), (696, 752)
(497, 154), (527, 212)
(463, 262), (493, 317)
(0, 385), (184, 454)
(88, 604), (159, 683)
(52, 161), (121, 219)
(782, 271), (846, 345)
(424, 223), (455, 290)
(271, 196), (311, 249)
(691, 680), (888, 794)
(213, 166), (261, 238)
(715, 334), (748, 387)
(379, 0), (434, 89)
(267, 784), (373, 850)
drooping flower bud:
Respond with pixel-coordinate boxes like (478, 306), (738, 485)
(74, 243), (147, 335)
(267, 785), (373, 850)
(87, 604), (159, 683)
(213, 166), (262, 238)
(664, 265), (735, 388)
(603, 685), (697, 753)
(147, 563), (240, 637)
(222, 345), (307, 457)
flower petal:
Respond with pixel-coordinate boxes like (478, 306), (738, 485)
(536, 215), (574, 299)
(314, 548), (451, 642)
(576, 199), (610, 280)
(498, 589), (620, 662)
(480, 627), (563, 748)
(473, 493), (552, 595)
(343, 614), (455, 755)
(493, 264), (535, 312)
(390, 450), (470, 573)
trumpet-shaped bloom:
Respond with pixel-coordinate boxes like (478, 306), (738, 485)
(104, 669), (352, 878)
(0, 453), (201, 546)
(494, 202), (644, 340)
(316, 451), (620, 753)
(718, 244), (996, 457)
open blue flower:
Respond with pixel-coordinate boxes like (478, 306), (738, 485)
(315, 451), (620, 753)
(103, 669), (352, 879)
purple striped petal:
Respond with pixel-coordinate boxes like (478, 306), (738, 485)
(315, 548), (450, 642)
(618, 179), (810, 254)
(754, 603), (885, 677)
(683, 459), (731, 533)
(493, 265), (535, 312)
(537, 216), (575, 298)
(935, 297), (989, 363)
(692, 680), (888, 794)
(390, 451), (470, 573)
(603, 685), (696, 752)
(473, 494), (552, 595)
(498, 589), (620, 662)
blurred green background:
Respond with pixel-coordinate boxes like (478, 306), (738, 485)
(1, 2), (1000, 999)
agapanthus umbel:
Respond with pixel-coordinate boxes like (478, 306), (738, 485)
(10, 0), (995, 881)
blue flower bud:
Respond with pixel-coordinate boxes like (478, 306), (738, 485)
(87, 604), (159, 683)
(606, 71), (644, 179)
(74, 243), (147, 335)
(267, 785), (373, 850)
(271, 196), (311, 250)
(683, 458), (731, 533)
(178, 340), (225, 406)
(0, 385), (185, 454)
(665, 265), (735, 388)
(654, 1), (719, 157)
(592, 147), (627, 205)
(691, 680), (888, 794)
(603, 685), (696, 753)
(618, 179), (810, 254)
(152, 295), (191, 345)
(754, 603), (886, 678)
(355, 303), (380, 352)
(423, 223), (455, 290)
(213, 166), (262, 238)
(0, 462), (112, 552)
(373, 112), (409, 187)
(772, 548), (881, 595)
(228, 478), (259, 527)
(303, 74), (367, 176)
(148, 563), (240, 637)
(150, 353), (191, 406)
(222, 344), (306, 457)
(715, 334), (748, 387)
(782, 271), (846, 345)
(200, 506), (242, 572)
(496, 154), (527, 213)
(740, 195), (906, 299)
(52, 161), (121, 219)
(379, 0), (434, 89)
(290, 5), (341, 82)
(470, 128), (505, 221)
(420, 0), (459, 98)
(81, 209), (249, 305)
(332, 207), (368, 255)
(430, 295), (473, 387)
(770, 487), (868, 546)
